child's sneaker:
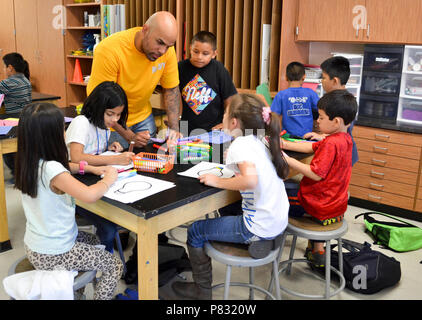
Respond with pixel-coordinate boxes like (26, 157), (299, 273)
(305, 248), (325, 267)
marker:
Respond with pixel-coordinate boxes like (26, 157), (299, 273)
(117, 167), (134, 173)
(153, 144), (168, 153)
(128, 141), (135, 153)
(186, 143), (210, 149)
(100, 168), (137, 179)
(280, 130), (287, 137)
(117, 169), (137, 180)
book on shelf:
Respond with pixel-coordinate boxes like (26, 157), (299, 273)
(102, 4), (126, 38)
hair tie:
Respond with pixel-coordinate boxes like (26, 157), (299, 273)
(262, 107), (271, 125)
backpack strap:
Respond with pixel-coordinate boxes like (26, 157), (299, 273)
(355, 212), (420, 229)
(331, 239), (370, 253)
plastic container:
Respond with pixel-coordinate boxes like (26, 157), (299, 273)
(304, 64), (322, 79)
(403, 75), (422, 97)
(132, 152), (174, 174)
(399, 99), (422, 122)
(403, 46), (422, 72)
(177, 144), (212, 163)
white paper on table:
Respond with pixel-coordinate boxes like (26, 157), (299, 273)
(100, 151), (134, 171)
(177, 161), (235, 179)
(103, 174), (176, 203)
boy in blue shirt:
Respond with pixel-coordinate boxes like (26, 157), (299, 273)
(271, 62), (319, 138)
(304, 56), (359, 166)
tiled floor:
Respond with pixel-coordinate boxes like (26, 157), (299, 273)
(1, 165), (422, 300)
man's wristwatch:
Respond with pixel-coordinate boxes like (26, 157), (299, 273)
(79, 161), (88, 175)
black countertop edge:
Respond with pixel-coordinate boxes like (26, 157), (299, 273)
(99, 183), (225, 220)
(355, 119), (422, 134)
(349, 197), (422, 223)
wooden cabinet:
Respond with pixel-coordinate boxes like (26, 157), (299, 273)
(296, 0), (365, 42)
(0, 0), (17, 80)
(296, 0), (422, 44)
(415, 173), (422, 213)
(364, 0), (422, 44)
(13, 0), (66, 106)
(351, 125), (422, 212)
(64, 0), (103, 107)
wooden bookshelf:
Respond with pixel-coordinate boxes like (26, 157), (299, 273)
(64, 0), (102, 106)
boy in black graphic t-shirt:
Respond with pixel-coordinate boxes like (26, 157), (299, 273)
(178, 31), (237, 135)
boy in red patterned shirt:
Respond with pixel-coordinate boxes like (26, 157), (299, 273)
(281, 90), (358, 267)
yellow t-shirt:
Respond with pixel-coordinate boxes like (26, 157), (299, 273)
(87, 27), (179, 127)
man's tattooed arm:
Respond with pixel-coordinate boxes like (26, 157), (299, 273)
(162, 86), (181, 132)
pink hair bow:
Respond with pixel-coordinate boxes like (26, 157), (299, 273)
(262, 107), (271, 125)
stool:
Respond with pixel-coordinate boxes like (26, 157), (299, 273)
(204, 240), (282, 300)
(8, 256), (97, 300)
(272, 217), (347, 299)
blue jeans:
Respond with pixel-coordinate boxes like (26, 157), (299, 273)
(76, 206), (117, 253)
(110, 113), (157, 149)
(187, 215), (258, 248)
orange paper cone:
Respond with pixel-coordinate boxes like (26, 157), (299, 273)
(73, 58), (83, 83)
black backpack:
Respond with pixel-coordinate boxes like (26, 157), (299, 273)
(330, 239), (401, 294)
(124, 237), (191, 287)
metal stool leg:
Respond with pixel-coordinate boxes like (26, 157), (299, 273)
(286, 235), (297, 275)
(249, 267), (254, 300)
(224, 265), (232, 300)
(115, 231), (126, 275)
(338, 238), (344, 274)
(268, 233), (287, 295)
(272, 259), (282, 300)
(325, 240), (331, 299)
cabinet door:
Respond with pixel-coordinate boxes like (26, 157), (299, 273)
(36, 0), (66, 107)
(14, 0), (40, 89)
(14, 0), (66, 106)
(296, 0), (365, 41)
(0, 0), (16, 79)
(365, 0), (422, 44)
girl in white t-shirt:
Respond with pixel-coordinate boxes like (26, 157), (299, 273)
(15, 103), (123, 300)
(172, 93), (290, 300)
(66, 81), (134, 253)
(66, 81), (134, 165)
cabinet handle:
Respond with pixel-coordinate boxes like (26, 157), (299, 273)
(373, 145), (388, 153)
(367, 24), (370, 38)
(355, 25), (359, 38)
(368, 194), (382, 201)
(374, 133), (390, 141)
(370, 182), (384, 189)
(372, 158), (386, 166)
(370, 170), (385, 179)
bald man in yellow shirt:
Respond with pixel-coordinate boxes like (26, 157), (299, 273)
(87, 11), (181, 148)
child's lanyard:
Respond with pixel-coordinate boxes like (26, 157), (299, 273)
(96, 128), (109, 155)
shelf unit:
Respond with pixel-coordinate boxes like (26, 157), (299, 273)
(64, 0), (103, 107)
(398, 45), (422, 126)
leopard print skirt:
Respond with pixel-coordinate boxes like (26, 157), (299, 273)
(25, 231), (123, 300)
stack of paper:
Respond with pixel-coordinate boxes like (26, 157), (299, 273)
(0, 118), (19, 127)
(177, 161), (235, 179)
(104, 174), (175, 203)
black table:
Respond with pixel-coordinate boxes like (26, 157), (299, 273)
(75, 144), (312, 300)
